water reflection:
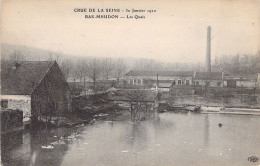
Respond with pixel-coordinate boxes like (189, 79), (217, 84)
(204, 114), (209, 146)
(3, 113), (260, 166)
(1, 130), (23, 164)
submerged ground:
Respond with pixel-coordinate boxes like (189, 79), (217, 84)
(2, 111), (260, 166)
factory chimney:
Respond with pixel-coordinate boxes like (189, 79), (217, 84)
(206, 26), (211, 72)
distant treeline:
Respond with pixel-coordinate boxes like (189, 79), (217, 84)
(2, 44), (260, 84)
(213, 53), (260, 74)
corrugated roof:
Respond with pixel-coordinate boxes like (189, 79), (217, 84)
(194, 72), (222, 80)
(1, 61), (55, 95)
(126, 70), (194, 77)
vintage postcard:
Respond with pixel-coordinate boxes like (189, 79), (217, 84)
(1, 0), (260, 166)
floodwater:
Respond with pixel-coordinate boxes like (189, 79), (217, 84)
(2, 112), (260, 166)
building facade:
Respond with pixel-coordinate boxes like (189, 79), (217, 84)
(194, 72), (223, 87)
(223, 74), (258, 88)
(125, 70), (194, 87)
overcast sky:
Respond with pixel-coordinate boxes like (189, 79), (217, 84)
(1, 0), (260, 63)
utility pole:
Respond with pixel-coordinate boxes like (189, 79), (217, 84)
(84, 77), (86, 88)
(156, 73), (159, 91)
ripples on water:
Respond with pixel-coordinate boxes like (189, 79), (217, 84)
(2, 112), (260, 166)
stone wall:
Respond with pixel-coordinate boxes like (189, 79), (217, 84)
(1, 95), (31, 123)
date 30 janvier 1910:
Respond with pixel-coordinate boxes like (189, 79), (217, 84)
(74, 8), (156, 19)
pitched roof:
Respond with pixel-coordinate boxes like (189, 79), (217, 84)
(194, 72), (222, 80)
(1, 61), (55, 95)
(126, 70), (194, 77)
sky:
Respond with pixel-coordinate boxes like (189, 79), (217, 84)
(1, 0), (260, 63)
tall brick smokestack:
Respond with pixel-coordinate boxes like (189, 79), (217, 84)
(206, 26), (211, 72)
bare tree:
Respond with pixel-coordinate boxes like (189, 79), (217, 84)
(114, 59), (126, 83)
(101, 58), (115, 80)
(9, 50), (24, 62)
(74, 59), (87, 82)
(60, 59), (74, 80)
(134, 59), (154, 71)
(86, 59), (102, 88)
(126, 90), (148, 121)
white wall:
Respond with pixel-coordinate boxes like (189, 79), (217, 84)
(1, 95), (31, 123)
(224, 80), (257, 88)
(236, 80), (256, 88)
(127, 76), (193, 85)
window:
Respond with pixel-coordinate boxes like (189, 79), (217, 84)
(186, 80), (190, 85)
(137, 79), (142, 85)
(130, 79), (134, 85)
(217, 82), (221, 87)
(1, 100), (8, 108)
(178, 80), (182, 85)
(172, 81), (176, 85)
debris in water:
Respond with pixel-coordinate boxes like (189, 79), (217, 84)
(121, 150), (129, 153)
(156, 144), (160, 146)
(228, 149), (231, 151)
(83, 143), (88, 145)
(148, 149), (152, 151)
(219, 153), (222, 156)
(53, 136), (57, 138)
(218, 123), (222, 127)
(248, 156), (259, 162)
(41, 145), (54, 149)
(94, 113), (108, 117)
(51, 140), (65, 145)
(76, 124), (84, 128)
(78, 148), (84, 150)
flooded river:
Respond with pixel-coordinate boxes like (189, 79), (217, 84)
(2, 112), (260, 166)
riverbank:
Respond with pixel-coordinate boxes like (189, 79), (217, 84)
(164, 103), (260, 115)
(30, 103), (122, 128)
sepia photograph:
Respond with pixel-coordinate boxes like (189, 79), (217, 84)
(0, 0), (260, 165)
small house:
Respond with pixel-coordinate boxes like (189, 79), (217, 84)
(223, 73), (258, 88)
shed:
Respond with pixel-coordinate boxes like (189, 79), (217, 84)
(1, 61), (71, 123)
